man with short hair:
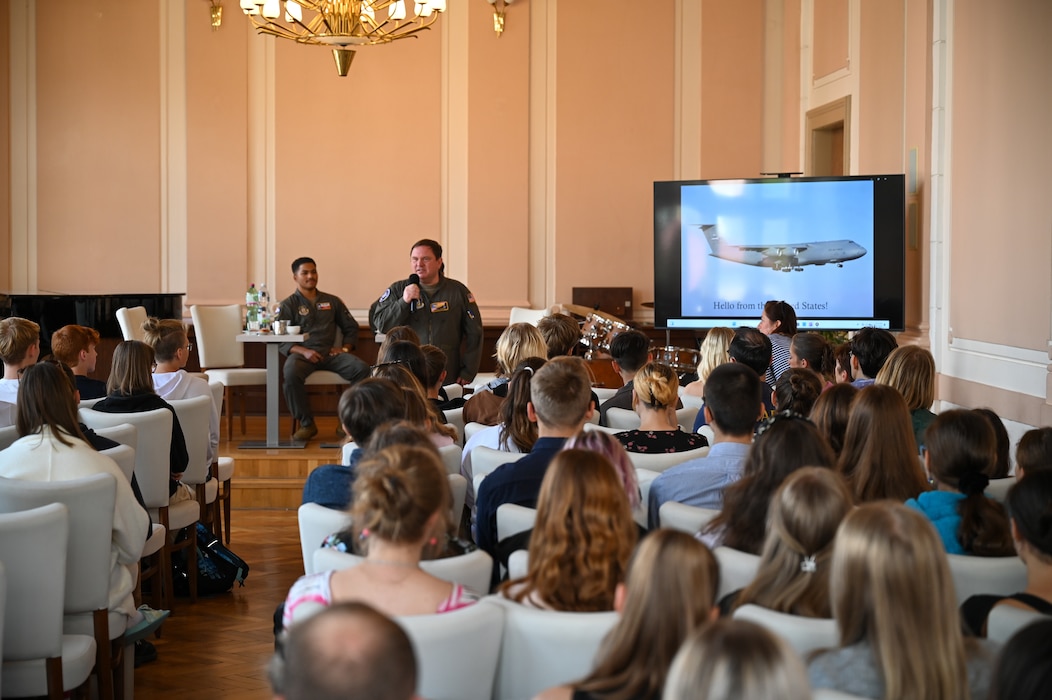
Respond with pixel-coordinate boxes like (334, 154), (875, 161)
(372, 239), (484, 385)
(270, 602), (418, 700)
(693, 327), (774, 432)
(649, 363), (762, 527)
(51, 325), (107, 399)
(277, 257), (371, 442)
(849, 328), (898, 388)
(474, 356), (594, 556)
(599, 329), (653, 425)
(537, 313), (582, 358)
(0, 317), (41, 427)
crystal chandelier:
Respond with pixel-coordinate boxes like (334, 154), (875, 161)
(239, 0), (447, 76)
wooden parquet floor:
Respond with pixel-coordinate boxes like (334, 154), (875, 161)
(133, 509), (301, 699)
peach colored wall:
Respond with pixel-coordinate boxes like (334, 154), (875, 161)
(700, 1), (765, 179)
(35, 0), (162, 292)
(780, 0), (803, 173)
(0, 6), (10, 291)
(949, 0), (1052, 350)
(465, 3), (530, 307)
(553, 1), (676, 310)
(185, 10), (250, 305)
(812, 0), (849, 79)
(902, 0), (931, 333)
(858, 1), (904, 174)
(273, 31), (443, 309)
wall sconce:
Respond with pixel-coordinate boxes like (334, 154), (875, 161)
(209, 0), (223, 30)
(486, 0), (515, 37)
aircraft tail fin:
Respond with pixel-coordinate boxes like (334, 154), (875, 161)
(699, 225), (721, 254)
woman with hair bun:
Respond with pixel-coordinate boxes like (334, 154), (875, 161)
(616, 362), (708, 453)
(960, 469), (1052, 636)
(722, 467), (852, 618)
(502, 449), (637, 611)
(758, 300), (797, 385)
(907, 409), (1014, 556)
(771, 368), (824, 417)
(682, 327), (733, 398)
(283, 445), (477, 627)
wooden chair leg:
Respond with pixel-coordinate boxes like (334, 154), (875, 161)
(45, 656), (64, 700)
(224, 386), (234, 440)
(93, 608), (115, 700)
(239, 387), (248, 436)
(223, 477), (232, 544)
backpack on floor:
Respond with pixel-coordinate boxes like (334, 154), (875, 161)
(173, 523), (250, 596)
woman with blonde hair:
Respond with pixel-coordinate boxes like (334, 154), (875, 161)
(835, 385), (928, 503)
(874, 344), (936, 448)
(722, 467), (853, 617)
(616, 362), (708, 453)
(463, 322), (549, 425)
(502, 449), (637, 611)
(682, 327), (733, 398)
(283, 445), (477, 627)
(663, 619), (811, 700)
(809, 503), (997, 699)
(536, 530), (719, 700)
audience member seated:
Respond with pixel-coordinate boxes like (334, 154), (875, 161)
(376, 325), (421, 359)
(832, 341), (853, 384)
(537, 312), (583, 359)
(808, 503), (998, 699)
(144, 317), (220, 465)
(908, 410), (1014, 556)
(974, 407), (1012, 479)
(463, 322), (548, 426)
(960, 470), (1052, 636)
(501, 449), (637, 611)
(788, 331), (834, 386)
(0, 362), (157, 633)
(94, 340), (191, 504)
(535, 530), (719, 700)
(699, 413), (835, 553)
(770, 368), (823, 417)
(649, 363), (761, 527)
(985, 617), (1052, 700)
(682, 327), (733, 398)
(874, 345), (937, 449)
(615, 361), (708, 453)
(271, 601), (418, 700)
(836, 385), (927, 503)
(302, 378), (407, 510)
(1015, 427), (1052, 477)
(284, 445), (478, 628)
(0, 316), (40, 427)
(600, 329), (656, 426)
(51, 324), (107, 399)
(846, 327), (898, 389)
(720, 467), (852, 617)
(474, 357), (593, 555)
(372, 362), (457, 447)
(692, 327), (773, 432)
(420, 344), (464, 411)
(758, 300), (797, 385)
(810, 383), (857, 459)
(377, 339), (430, 395)
(664, 618), (812, 700)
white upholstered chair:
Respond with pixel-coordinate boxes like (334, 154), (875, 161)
(604, 407), (641, 430)
(508, 307), (549, 326)
(484, 595), (618, 700)
(946, 553), (1028, 605)
(984, 476), (1016, 503)
(592, 387), (619, 403)
(115, 306), (147, 342)
(448, 474), (468, 524)
(0, 425), (18, 451)
(0, 474), (128, 700)
(190, 304), (267, 439)
(444, 406), (466, 446)
(312, 549), (494, 596)
(209, 379), (235, 543)
(496, 504), (537, 543)
(626, 446), (708, 474)
(438, 443), (463, 476)
(676, 406), (700, 431)
(507, 550), (530, 580)
(297, 503), (352, 576)
(986, 603), (1047, 643)
(169, 395), (220, 536)
(714, 546), (762, 600)
(464, 421), (487, 443)
(471, 445), (526, 481)
(396, 602), (505, 700)
(0, 503), (96, 700)
(732, 604), (839, 657)
(659, 501), (719, 533)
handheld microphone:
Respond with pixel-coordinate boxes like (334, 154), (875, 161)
(408, 273), (421, 312)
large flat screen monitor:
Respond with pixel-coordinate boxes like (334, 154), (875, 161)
(653, 174), (905, 331)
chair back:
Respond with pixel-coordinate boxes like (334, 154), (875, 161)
(659, 501), (719, 533)
(437, 443), (463, 476)
(208, 380), (224, 418)
(297, 503), (352, 575)
(94, 423), (138, 482)
(582, 422), (622, 435)
(946, 553), (1028, 605)
(80, 407), (173, 510)
(496, 504), (537, 542)
(627, 446), (709, 473)
(471, 446), (527, 480)
(190, 304), (246, 369)
(678, 392), (704, 409)
(448, 474), (467, 524)
(93, 423), (138, 454)
(605, 407), (640, 430)
(0, 425), (18, 451)
(464, 422), (487, 443)
(714, 546), (762, 600)
(508, 307), (548, 326)
(984, 476), (1016, 503)
(313, 548), (494, 595)
(986, 603), (1047, 643)
(444, 406), (466, 446)
(812, 690), (872, 700)
(99, 445), (136, 483)
(0, 474), (115, 616)
(732, 604), (839, 657)
(442, 383), (464, 401)
(397, 602), (505, 700)
(78, 397), (103, 409)
(507, 550), (529, 580)
(167, 395), (214, 486)
(485, 595), (618, 700)
(592, 387), (619, 402)
(116, 306), (147, 341)
(0, 503), (69, 661)
(676, 406), (700, 431)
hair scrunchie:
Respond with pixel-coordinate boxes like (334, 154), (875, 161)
(958, 471), (990, 497)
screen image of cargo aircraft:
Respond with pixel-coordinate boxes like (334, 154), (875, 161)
(697, 224), (868, 272)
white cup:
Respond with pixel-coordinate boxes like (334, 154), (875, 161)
(287, 325), (301, 335)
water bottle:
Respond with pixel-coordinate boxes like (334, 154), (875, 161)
(259, 283), (271, 330)
(246, 284), (260, 331)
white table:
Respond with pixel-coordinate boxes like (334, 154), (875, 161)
(236, 332), (305, 449)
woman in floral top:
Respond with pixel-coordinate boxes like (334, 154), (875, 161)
(616, 362), (708, 453)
